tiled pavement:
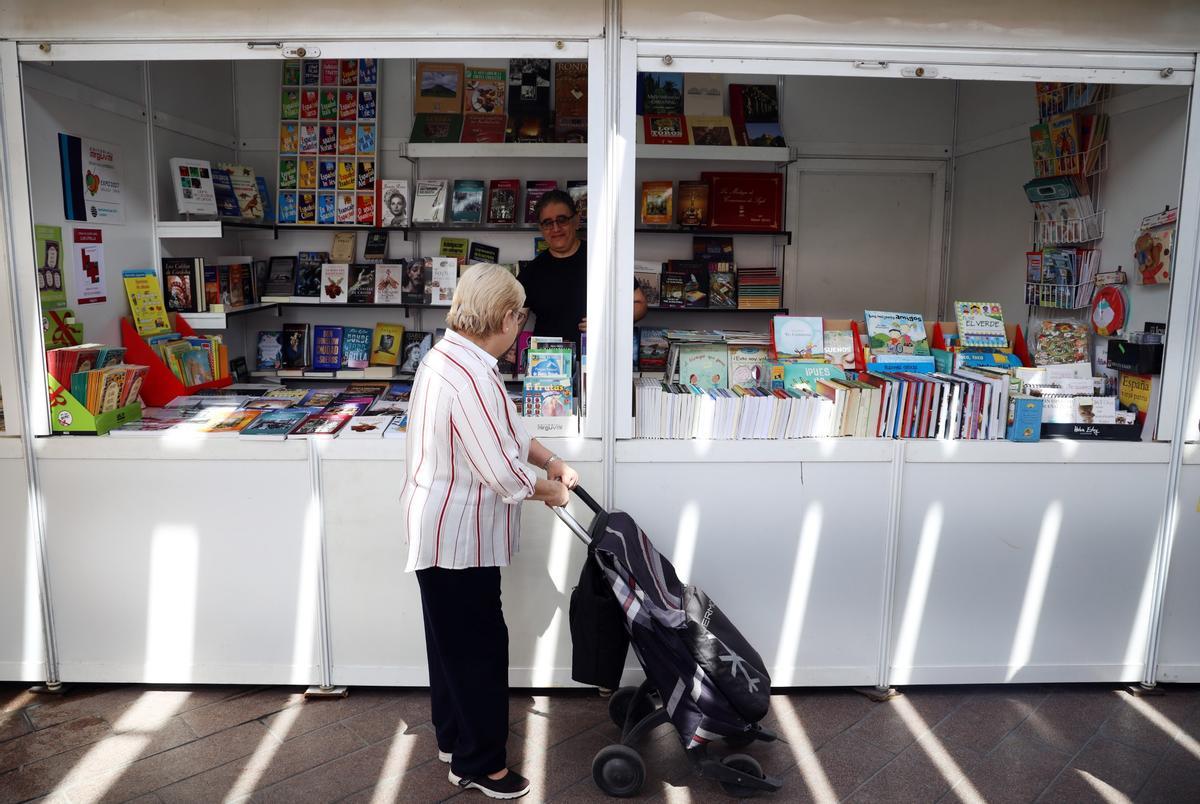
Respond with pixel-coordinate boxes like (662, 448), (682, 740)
(1, 682), (1199, 802)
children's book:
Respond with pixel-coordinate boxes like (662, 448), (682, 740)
(864, 310), (930, 356)
(771, 316), (824, 359)
(256, 331), (283, 370)
(678, 343), (728, 390)
(953, 301), (1008, 349)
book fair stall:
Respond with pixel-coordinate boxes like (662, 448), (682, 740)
(0, 2), (1199, 697)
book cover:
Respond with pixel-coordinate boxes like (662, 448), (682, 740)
(357, 123), (376, 155)
(677, 263), (709, 307)
(451, 179), (485, 223)
(255, 177), (274, 224)
(338, 123), (357, 154)
(728, 345), (770, 387)
(465, 66), (506, 115)
(122, 269), (171, 336)
(278, 123), (299, 155)
(954, 301), (1008, 348)
(371, 323), (406, 366)
(355, 190), (374, 225)
(336, 159), (356, 191)
(677, 181), (709, 227)
(522, 378), (573, 416)
(743, 122), (786, 148)
(429, 257), (458, 305)
(1135, 225), (1173, 285)
(772, 316), (824, 358)
(312, 325), (344, 370)
(356, 159), (375, 191)
(256, 331), (283, 370)
(162, 257), (199, 313)
(374, 262), (405, 304)
(211, 168), (241, 218)
(507, 59), (551, 113)
(384, 413), (409, 437)
(340, 414), (392, 438)
(865, 310), (930, 356)
(241, 408), (309, 438)
(567, 181), (588, 223)
(1029, 123), (1054, 176)
(634, 270), (661, 306)
(358, 88), (377, 121)
(410, 113), (464, 144)
(524, 180), (559, 224)
(342, 326), (373, 369)
(338, 88), (357, 121)
(281, 323), (310, 368)
(378, 180), (409, 228)
(709, 270), (736, 308)
(638, 328), (668, 371)
(299, 124), (319, 154)
(661, 272), (685, 307)
(399, 331), (432, 372)
(678, 343), (728, 390)
(320, 263), (349, 303)
(640, 181), (673, 225)
(684, 74), (724, 117)
(330, 231), (356, 263)
(487, 179), (520, 224)
(506, 113), (549, 143)
(415, 62), (464, 114)
(460, 113), (507, 143)
(401, 258), (427, 304)
(347, 263), (376, 303)
(439, 237), (469, 263)
(412, 180), (448, 223)
(1035, 320), (1089, 365)
(643, 114), (689, 145)
(687, 116), (737, 147)
(290, 412), (352, 437)
(704, 171), (784, 230)
(729, 84), (783, 144)
(363, 230), (388, 262)
(639, 72), (683, 115)
(1049, 112), (1081, 174)
(468, 241), (499, 264)
(319, 88), (337, 120)
(319, 124), (337, 155)
(169, 158), (218, 218)
(554, 61), (588, 143)
(294, 251), (328, 297)
(318, 193), (336, 224)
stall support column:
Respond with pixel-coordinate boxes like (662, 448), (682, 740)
(304, 438), (346, 698)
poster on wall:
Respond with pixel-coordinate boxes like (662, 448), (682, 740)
(34, 223), (67, 311)
(70, 228), (108, 305)
(58, 133), (124, 224)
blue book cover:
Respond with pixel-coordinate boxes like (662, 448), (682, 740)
(1008, 396), (1044, 442)
(277, 192), (298, 224)
(312, 325), (344, 371)
(317, 193), (336, 225)
(870, 357), (935, 374)
(241, 408), (310, 438)
(212, 168), (241, 218)
(255, 177), (274, 224)
(341, 326), (372, 369)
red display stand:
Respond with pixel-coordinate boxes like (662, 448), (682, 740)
(931, 321), (1031, 367)
(120, 316), (231, 407)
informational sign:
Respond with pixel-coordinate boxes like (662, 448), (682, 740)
(71, 227), (108, 305)
(58, 133), (124, 224)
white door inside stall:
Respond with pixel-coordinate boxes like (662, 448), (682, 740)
(786, 158), (946, 321)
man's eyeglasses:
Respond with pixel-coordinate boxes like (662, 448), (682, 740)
(538, 214), (576, 230)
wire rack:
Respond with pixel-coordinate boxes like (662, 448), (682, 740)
(1032, 210), (1105, 245)
(1024, 281), (1096, 310)
(1032, 141), (1108, 180)
(1036, 83), (1112, 120)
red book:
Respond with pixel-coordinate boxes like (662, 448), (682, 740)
(643, 114), (689, 145)
(356, 192), (375, 225)
(702, 171), (783, 231)
(728, 84), (748, 146)
(320, 59), (340, 85)
(300, 90), (319, 120)
(460, 113), (507, 144)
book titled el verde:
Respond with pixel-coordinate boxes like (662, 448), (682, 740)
(954, 301), (1009, 349)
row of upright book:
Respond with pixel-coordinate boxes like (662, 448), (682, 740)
(386, 178), (587, 228)
(46, 344), (147, 416)
(635, 236), (782, 310)
(638, 76), (785, 147)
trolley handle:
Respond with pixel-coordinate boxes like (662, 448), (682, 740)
(570, 484), (604, 515)
(550, 484), (604, 547)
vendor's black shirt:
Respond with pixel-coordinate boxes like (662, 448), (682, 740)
(518, 244), (587, 346)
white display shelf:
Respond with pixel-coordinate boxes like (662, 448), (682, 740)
(156, 219), (224, 238)
(179, 302), (279, 330)
(905, 439), (1169, 464)
(404, 143), (587, 159)
(637, 144), (792, 162)
(616, 437), (897, 463)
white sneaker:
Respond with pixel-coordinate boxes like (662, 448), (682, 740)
(438, 750), (452, 763)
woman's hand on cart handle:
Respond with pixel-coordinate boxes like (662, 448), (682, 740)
(548, 459), (579, 490)
(532, 478), (570, 508)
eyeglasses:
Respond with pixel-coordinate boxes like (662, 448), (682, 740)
(538, 214), (576, 230)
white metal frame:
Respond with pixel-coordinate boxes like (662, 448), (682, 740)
(785, 158), (948, 321)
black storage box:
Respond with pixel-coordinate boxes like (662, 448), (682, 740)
(1107, 340), (1163, 375)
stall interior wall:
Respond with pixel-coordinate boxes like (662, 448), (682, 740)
(23, 61), (237, 347)
(947, 81), (1190, 336)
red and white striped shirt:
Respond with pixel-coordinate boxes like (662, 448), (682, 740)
(401, 328), (536, 571)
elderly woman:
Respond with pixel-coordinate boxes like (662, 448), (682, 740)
(401, 263), (579, 800)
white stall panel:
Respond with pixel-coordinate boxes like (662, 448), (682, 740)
(0, 443), (44, 681)
(614, 457), (892, 686)
(322, 450), (606, 687)
(38, 442), (318, 684)
(1157, 459), (1200, 682)
(892, 461), (1168, 685)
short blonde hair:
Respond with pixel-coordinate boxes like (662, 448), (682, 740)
(447, 264), (526, 337)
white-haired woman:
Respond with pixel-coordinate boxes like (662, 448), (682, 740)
(401, 263), (579, 800)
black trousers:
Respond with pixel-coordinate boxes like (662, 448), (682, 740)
(416, 566), (510, 778)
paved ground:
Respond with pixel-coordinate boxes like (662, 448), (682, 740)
(1, 682), (1198, 802)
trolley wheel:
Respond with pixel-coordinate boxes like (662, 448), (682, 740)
(608, 686), (652, 729)
(718, 753), (765, 798)
(592, 744), (646, 797)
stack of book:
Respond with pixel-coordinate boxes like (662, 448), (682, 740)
(736, 267), (782, 309)
(48, 344), (148, 415)
(145, 333), (229, 386)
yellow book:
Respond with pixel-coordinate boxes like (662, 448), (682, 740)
(122, 269), (171, 336)
(370, 322), (406, 367)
